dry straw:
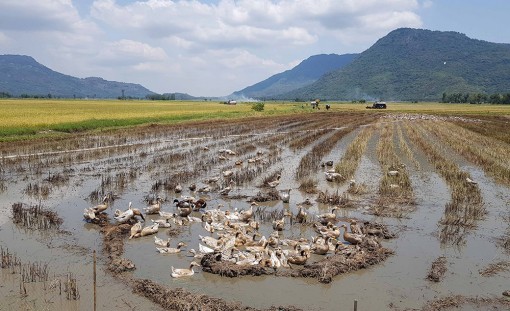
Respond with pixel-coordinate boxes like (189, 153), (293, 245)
(372, 121), (415, 217)
(335, 126), (374, 182)
(403, 120), (485, 245)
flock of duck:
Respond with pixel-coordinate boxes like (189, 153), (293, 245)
(83, 151), (384, 279)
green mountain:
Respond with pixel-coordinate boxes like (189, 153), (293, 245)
(232, 53), (357, 99)
(280, 28), (510, 101)
(0, 55), (154, 98)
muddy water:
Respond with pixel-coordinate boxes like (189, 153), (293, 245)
(1, 116), (509, 311)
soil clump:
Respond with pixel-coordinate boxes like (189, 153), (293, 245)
(427, 256), (447, 282)
(132, 278), (303, 311)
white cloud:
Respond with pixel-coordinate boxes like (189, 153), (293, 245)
(96, 39), (168, 66)
(0, 0), (84, 32)
(90, 0), (421, 50)
(1, 0), (425, 96)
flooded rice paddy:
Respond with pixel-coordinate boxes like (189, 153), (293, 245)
(0, 112), (509, 311)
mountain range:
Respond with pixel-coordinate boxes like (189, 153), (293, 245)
(232, 53), (358, 99)
(0, 55), (154, 98)
(272, 28), (510, 101)
(2, 28), (510, 101)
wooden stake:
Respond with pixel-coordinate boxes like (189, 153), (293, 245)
(93, 250), (97, 311)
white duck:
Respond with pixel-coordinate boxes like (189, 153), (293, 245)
(188, 249), (205, 260)
(238, 203), (256, 222)
(311, 236), (331, 255)
(197, 185), (211, 193)
(170, 262), (200, 278)
(272, 217), (285, 231)
(222, 170), (234, 178)
(340, 224), (363, 245)
(219, 180), (235, 196)
(175, 184), (183, 193)
(203, 221), (215, 233)
(154, 236), (171, 247)
(295, 207), (307, 223)
(140, 223), (159, 237)
(199, 235), (220, 248)
(157, 241), (186, 254)
(114, 203), (135, 224)
(151, 218), (172, 228)
(281, 189), (291, 203)
(466, 177), (477, 185)
(199, 243), (215, 254)
(158, 211), (177, 220)
(267, 175), (281, 188)
(325, 172), (342, 182)
(187, 215), (203, 223)
(236, 253), (261, 266)
(349, 220), (363, 235)
(317, 207), (338, 224)
(91, 195), (109, 214)
(177, 205), (193, 218)
(269, 250), (281, 269)
(83, 208), (96, 221)
(144, 197), (163, 215)
(129, 221), (143, 239)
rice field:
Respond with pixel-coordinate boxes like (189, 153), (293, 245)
(1, 99), (508, 141)
(0, 101), (509, 311)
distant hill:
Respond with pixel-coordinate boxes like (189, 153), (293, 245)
(232, 53), (358, 99)
(279, 28), (510, 101)
(0, 55), (154, 98)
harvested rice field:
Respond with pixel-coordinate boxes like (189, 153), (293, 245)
(0, 109), (509, 311)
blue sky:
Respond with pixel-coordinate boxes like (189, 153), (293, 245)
(1, 0), (508, 97)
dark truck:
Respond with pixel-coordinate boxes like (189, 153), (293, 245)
(366, 101), (387, 109)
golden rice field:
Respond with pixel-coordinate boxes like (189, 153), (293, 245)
(0, 99), (260, 126)
(0, 98), (509, 143)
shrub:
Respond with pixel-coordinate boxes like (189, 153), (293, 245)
(251, 102), (264, 112)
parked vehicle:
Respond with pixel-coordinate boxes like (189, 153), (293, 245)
(366, 101), (387, 109)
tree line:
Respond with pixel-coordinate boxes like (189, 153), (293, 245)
(145, 93), (176, 100)
(442, 92), (510, 104)
(0, 91), (149, 100)
(0, 92), (55, 99)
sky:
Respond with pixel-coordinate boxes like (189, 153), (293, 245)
(1, 0), (509, 97)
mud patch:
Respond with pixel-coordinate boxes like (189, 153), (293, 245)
(166, 227), (184, 237)
(418, 295), (510, 311)
(367, 197), (416, 219)
(251, 189), (280, 202)
(478, 261), (510, 277)
(362, 221), (398, 239)
(132, 278), (303, 311)
(427, 256), (447, 282)
(101, 224), (136, 273)
(286, 240), (394, 284)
